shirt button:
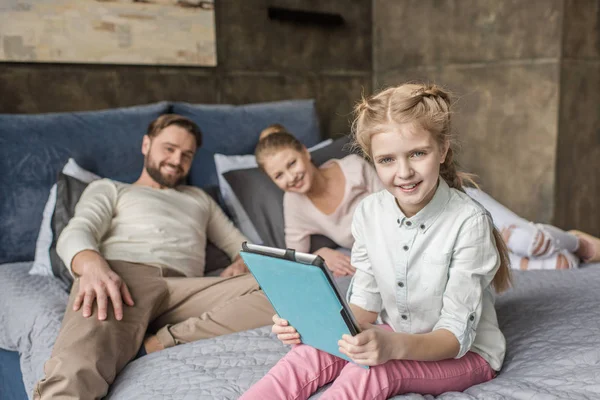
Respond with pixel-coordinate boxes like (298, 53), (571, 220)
(401, 314), (408, 320)
(397, 281), (404, 288)
(402, 245), (409, 251)
(420, 224), (425, 229)
(470, 314), (475, 321)
(405, 221), (412, 226)
(397, 218), (400, 224)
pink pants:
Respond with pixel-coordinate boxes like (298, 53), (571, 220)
(241, 341), (494, 400)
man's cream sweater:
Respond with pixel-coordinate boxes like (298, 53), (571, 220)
(57, 179), (247, 277)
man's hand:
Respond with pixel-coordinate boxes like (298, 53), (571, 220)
(316, 248), (356, 277)
(220, 255), (249, 277)
(71, 250), (135, 321)
(338, 323), (401, 366)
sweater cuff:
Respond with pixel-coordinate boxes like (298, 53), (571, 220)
(57, 236), (100, 277)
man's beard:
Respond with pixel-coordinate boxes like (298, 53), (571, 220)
(145, 157), (186, 188)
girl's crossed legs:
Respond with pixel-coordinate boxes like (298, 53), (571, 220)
(241, 340), (493, 400)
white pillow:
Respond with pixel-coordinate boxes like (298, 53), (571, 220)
(29, 159), (101, 276)
(214, 139), (333, 244)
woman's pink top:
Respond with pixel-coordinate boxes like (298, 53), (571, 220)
(282, 154), (384, 252)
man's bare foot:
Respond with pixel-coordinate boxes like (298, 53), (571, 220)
(144, 335), (165, 354)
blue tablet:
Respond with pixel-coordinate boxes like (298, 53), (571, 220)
(240, 242), (365, 366)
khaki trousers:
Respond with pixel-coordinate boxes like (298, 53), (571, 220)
(33, 260), (274, 400)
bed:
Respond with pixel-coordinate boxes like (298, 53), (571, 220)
(3, 100), (600, 399)
(2, 260), (600, 399)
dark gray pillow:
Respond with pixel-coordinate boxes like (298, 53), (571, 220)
(49, 173), (89, 288)
(49, 173), (232, 289)
(223, 136), (356, 251)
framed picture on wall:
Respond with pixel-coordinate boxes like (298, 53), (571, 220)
(0, 0), (216, 66)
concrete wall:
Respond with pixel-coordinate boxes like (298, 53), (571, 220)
(2, 0), (598, 231)
(554, 0), (600, 235)
(373, 0), (599, 230)
(0, 0), (372, 138)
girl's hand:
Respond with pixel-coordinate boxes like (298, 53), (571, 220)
(338, 323), (401, 366)
(272, 314), (301, 345)
(316, 248), (356, 277)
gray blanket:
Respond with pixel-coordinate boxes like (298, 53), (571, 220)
(2, 261), (600, 399)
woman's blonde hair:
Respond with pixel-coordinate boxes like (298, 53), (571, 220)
(255, 124), (305, 171)
(351, 83), (511, 293)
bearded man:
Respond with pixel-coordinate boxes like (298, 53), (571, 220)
(34, 114), (274, 399)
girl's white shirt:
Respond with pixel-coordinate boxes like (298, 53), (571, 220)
(348, 178), (506, 371)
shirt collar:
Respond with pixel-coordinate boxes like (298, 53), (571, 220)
(386, 178), (452, 232)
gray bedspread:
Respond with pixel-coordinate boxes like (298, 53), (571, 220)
(2, 261), (600, 399)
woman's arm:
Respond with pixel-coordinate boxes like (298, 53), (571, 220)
(283, 194), (311, 252)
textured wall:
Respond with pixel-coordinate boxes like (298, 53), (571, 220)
(373, 0), (563, 223)
(0, 0), (372, 138)
(554, 0), (600, 235)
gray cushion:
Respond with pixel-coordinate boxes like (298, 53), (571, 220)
(223, 136), (355, 250)
(49, 173), (89, 287)
(48, 174), (232, 289)
(0, 102), (171, 264)
(173, 100), (322, 189)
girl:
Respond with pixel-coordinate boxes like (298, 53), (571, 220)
(255, 125), (384, 277)
(241, 83), (512, 399)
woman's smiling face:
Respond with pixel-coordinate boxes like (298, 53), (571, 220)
(261, 147), (315, 194)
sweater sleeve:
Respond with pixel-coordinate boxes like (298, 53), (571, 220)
(56, 179), (118, 275)
(203, 191), (248, 260)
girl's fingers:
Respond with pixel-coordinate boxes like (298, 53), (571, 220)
(273, 325), (296, 334)
(272, 315), (288, 326)
(278, 333), (300, 341)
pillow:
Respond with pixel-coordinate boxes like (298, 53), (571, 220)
(48, 173), (91, 287)
(214, 139), (333, 244)
(0, 101), (170, 264)
(223, 136), (355, 250)
(40, 173), (233, 288)
(29, 159), (101, 277)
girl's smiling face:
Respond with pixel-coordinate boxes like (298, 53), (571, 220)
(371, 123), (448, 217)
